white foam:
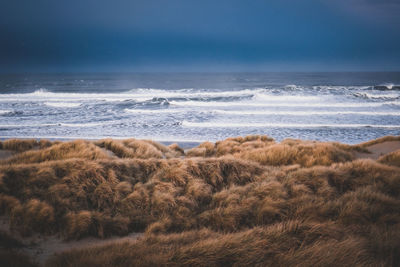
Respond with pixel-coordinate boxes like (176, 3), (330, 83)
(124, 108), (400, 116)
(0, 122), (107, 128)
(212, 110), (400, 116)
(58, 122), (106, 127)
(252, 93), (320, 102)
(0, 135), (204, 143)
(285, 84), (303, 89)
(354, 92), (399, 99)
(44, 102), (81, 108)
(0, 88), (262, 103)
(0, 110), (12, 115)
(124, 108), (182, 114)
(312, 85), (371, 90)
(127, 88), (262, 98)
(170, 100), (399, 108)
(182, 121), (400, 128)
(381, 83), (395, 90)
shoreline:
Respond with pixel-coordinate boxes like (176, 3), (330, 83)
(2, 134), (399, 148)
(0, 137), (201, 150)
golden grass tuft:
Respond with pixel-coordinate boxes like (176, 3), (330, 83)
(0, 139), (39, 152)
(10, 199), (55, 235)
(355, 135), (400, 148)
(1, 140), (108, 164)
(378, 149), (400, 167)
(46, 221), (393, 267)
(0, 138), (55, 153)
(187, 135), (356, 167)
(95, 138), (184, 159)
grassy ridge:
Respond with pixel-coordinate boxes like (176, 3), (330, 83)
(0, 136), (399, 266)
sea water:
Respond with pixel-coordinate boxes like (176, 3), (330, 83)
(0, 72), (399, 144)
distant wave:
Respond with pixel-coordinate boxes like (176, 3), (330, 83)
(252, 93), (320, 102)
(311, 85), (372, 90)
(283, 85), (373, 91)
(126, 88), (262, 98)
(374, 84), (400, 90)
(2, 88), (399, 106)
(182, 121), (400, 128)
(0, 88), (261, 102)
(285, 84), (400, 92)
(353, 92), (399, 100)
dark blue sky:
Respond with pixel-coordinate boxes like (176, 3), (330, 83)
(1, 0), (400, 72)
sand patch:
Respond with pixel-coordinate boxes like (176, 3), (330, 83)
(0, 218), (142, 266)
(0, 150), (14, 160)
(23, 232), (142, 266)
(354, 141), (400, 160)
(99, 147), (117, 158)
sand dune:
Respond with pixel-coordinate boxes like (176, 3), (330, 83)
(0, 136), (399, 266)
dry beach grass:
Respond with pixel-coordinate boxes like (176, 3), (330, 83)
(0, 135), (399, 266)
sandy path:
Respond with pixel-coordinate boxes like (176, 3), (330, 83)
(354, 141), (400, 160)
(22, 232), (143, 266)
(0, 219), (142, 266)
(0, 149), (14, 160)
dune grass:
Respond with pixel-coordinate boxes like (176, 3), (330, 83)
(186, 136), (358, 167)
(355, 135), (400, 148)
(378, 150), (400, 167)
(47, 221), (399, 267)
(0, 139), (53, 153)
(94, 138), (184, 159)
(0, 135), (399, 266)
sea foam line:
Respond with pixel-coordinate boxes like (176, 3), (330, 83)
(44, 102), (82, 108)
(0, 88), (261, 102)
(124, 108), (182, 114)
(0, 122), (108, 128)
(212, 110), (400, 116)
(123, 108), (400, 116)
(0, 110), (13, 115)
(170, 101), (400, 108)
(0, 135), (204, 143)
(181, 121), (400, 128)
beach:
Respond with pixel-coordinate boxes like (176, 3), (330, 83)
(2, 0), (400, 265)
(0, 135), (399, 266)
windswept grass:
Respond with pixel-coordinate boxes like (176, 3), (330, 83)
(1, 140), (108, 164)
(378, 150), (400, 167)
(0, 139), (53, 153)
(355, 135), (400, 148)
(46, 221), (399, 267)
(0, 135), (399, 266)
(187, 136), (356, 167)
(94, 138), (183, 159)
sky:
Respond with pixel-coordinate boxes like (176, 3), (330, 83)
(0, 0), (400, 72)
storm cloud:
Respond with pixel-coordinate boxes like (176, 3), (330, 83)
(0, 0), (399, 72)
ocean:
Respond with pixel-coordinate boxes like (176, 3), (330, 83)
(0, 72), (399, 144)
